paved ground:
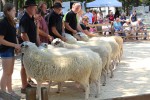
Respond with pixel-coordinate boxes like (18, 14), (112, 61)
(1, 41), (150, 100)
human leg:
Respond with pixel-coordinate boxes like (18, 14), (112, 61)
(1, 58), (14, 92)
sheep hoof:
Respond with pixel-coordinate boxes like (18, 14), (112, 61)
(102, 83), (106, 86)
(56, 91), (60, 94)
(110, 75), (113, 78)
(95, 95), (100, 98)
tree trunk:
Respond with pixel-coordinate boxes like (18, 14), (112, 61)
(13, 0), (18, 16)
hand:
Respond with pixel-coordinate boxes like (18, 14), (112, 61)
(48, 35), (53, 42)
(61, 37), (67, 42)
(14, 44), (21, 52)
(72, 30), (77, 34)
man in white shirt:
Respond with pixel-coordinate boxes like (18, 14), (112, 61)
(84, 9), (93, 24)
(131, 18), (147, 40)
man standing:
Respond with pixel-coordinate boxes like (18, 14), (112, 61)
(48, 2), (66, 41)
(84, 9), (93, 24)
(64, 3), (82, 35)
(19, 0), (40, 93)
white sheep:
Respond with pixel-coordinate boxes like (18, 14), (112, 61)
(51, 38), (111, 86)
(110, 36), (123, 62)
(62, 33), (77, 44)
(73, 32), (89, 42)
(21, 41), (102, 100)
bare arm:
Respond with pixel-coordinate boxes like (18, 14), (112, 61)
(77, 24), (84, 33)
(21, 33), (29, 41)
(0, 36), (20, 50)
(64, 22), (77, 34)
(36, 32), (41, 46)
(52, 27), (63, 38)
(83, 30), (97, 37)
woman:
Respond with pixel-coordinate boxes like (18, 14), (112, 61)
(113, 18), (126, 37)
(92, 10), (97, 24)
(0, 3), (21, 97)
(35, 8), (53, 43)
(80, 16), (98, 37)
(120, 12), (126, 25)
(130, 11), (137, 23)
(97, 12), (103, 23)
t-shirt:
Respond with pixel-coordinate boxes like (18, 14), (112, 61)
(48, 10), (62, 39)
(80, 23), (90, 31)
(84, 12), (93, 24)
(0, 17), (17, 52)
(130, 14), (137, 22)
(19, 12), (37, 43)
(113, 22), (122, 31)
(64, 10), (77, 35)
(109, 15), (114, 21)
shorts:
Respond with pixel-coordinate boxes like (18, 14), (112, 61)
(0, 48), (14, 58)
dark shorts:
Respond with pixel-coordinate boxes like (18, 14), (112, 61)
(0, 48), (14, 58)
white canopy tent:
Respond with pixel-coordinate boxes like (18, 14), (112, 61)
(86, 0), (122, 7)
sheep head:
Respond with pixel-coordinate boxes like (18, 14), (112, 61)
(21, 41), (37, 53)
(74, 32), (89, 42)
(51, 38), (64, 47)
(40, 43), (48, 48)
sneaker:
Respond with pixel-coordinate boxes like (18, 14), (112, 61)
(21, 84), (32, 94)
(28, 79), (35, 85)
(9, 91), (21, 99)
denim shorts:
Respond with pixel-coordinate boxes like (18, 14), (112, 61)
(0, 48), (15, 58)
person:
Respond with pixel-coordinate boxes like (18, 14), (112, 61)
(37, 3), (53, 43)
(48, 2), (66, 41)
(92, 10), (97, 24)
(97, 12), (103, 23)
(64, 3), (83, 35)
(0, 3), (21, 97)
(130, 11), (137, 23)
(38, 1), (47, 16)
(107, 11), (114, 23)
(120, 12), (126, 25)
(84, 9), (93, 24)
(131, 18), (147, 40)
(123, 19), (132, 39)
(114, 7), (120, 19)
(113, 18), (126, 37)
(17, 8), (24, 20)
(80, 16), (98, 37)
(19, 0), (40, 93)
(77, 9), (84, 24)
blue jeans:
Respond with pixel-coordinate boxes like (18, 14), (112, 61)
(0, 48), (14, 58)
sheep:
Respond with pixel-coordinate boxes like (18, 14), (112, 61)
(62, 33), (77, 44)
(110, 36), (123, 62)
(73, 32), (89, 42)
(51, 38), (111, 85)
(21, 41), (102, 100)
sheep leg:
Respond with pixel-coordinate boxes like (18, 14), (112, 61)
(102, 69), (106, 86)
(109, 64), (114, 78)
(37, 82), (42, 100)
(95, 79), (100, 98)
(83, 83), (90, 100)
(47, 80), (52, 98)
(56, 82), (62, 93)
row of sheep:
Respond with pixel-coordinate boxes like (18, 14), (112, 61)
(20, 33), (123, 100)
